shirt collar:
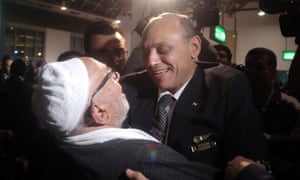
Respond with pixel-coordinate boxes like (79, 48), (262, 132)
(158, 77), (192, 101)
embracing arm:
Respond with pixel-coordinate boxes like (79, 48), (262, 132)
(126, 169), (149, 180)
(225, 156), (274, 180)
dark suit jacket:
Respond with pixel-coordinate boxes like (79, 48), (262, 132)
(5, 74), (37, 131)
(239, 164), (274, 180)
(31, 133), (220, 180)
(121, 64), (269, 169)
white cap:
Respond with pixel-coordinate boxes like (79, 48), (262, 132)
(32, 58), (89, 138)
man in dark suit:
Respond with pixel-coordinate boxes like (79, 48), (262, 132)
(30, 57), (220, 180)
(121, 12), (270, 179)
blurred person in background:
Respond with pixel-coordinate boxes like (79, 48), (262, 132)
(214, 44), (233, 66)
(84, 20), (127, 74)
(0, 55), (14, 84)
(245, 47), (300, 180)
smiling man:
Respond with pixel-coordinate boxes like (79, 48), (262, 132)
(121, 12), (269, 179)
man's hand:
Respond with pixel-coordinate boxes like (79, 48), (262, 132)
(225, 156), (266, 180)
(126, 169), (149, 180)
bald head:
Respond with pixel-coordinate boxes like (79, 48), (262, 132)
(142, 12), (196, 42)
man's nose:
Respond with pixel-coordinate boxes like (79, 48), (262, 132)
(144, 49), (161, 67)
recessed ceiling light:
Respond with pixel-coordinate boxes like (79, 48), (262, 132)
(60, 0), (67, 11)
(257, 10), (266, 16)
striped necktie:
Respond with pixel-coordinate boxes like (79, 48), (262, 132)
(152, 94), (174, 142)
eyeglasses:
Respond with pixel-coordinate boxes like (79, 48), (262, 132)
(85, 68), (117, 125)
(91, 68), (118, 100)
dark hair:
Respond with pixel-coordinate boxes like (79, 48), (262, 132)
(1, 54), (13, 67)
(214, 44), (232, 62)
(57, 50), (82, 62)
(84, 20), (124, 53)
(1, 54), (13, 62)
(134, 16), (151, 36)
(198, 33), (218, 61)
(10, 58), (27, 77)
(245, 47), (277, 70)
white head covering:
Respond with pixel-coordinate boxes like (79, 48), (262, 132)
(32, 58), (89, 137)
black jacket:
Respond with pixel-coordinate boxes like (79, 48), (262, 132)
(121, 64), (269, 169)
(30, 134), (220, 180)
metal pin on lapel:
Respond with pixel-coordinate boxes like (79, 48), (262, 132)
(192, 102), (198, 107)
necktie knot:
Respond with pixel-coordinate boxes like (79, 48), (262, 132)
(158, 94), (174, 110)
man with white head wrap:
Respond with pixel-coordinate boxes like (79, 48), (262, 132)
(31, 57), (220, 180)
(32, 58), (90, 138)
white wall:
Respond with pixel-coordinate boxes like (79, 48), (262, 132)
(45, 28), (71, 62)
(235, 10), (296, 70)
(219, 2), (297, 70)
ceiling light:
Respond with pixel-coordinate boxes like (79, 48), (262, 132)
(115, 20), (121, 24)
(60, 0), (67, 11)
(257, 10), (266, 16)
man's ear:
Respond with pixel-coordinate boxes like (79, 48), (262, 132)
(190, 35), (201, 60)
(89, 103), (109, 125)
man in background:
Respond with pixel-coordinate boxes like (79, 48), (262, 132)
(214, 44), (233, 66)
(245, 47), (300, 179)
(84, 20), (127, 73)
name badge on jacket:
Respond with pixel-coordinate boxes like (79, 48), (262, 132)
(191, 133), (217, 152)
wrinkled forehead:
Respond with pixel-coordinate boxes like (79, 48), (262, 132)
(145, 15), (177, 31)
(141, 20), (186, 49)
(144, 13), (187, 31)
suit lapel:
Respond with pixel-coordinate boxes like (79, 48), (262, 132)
(174, 66), (207, 117)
